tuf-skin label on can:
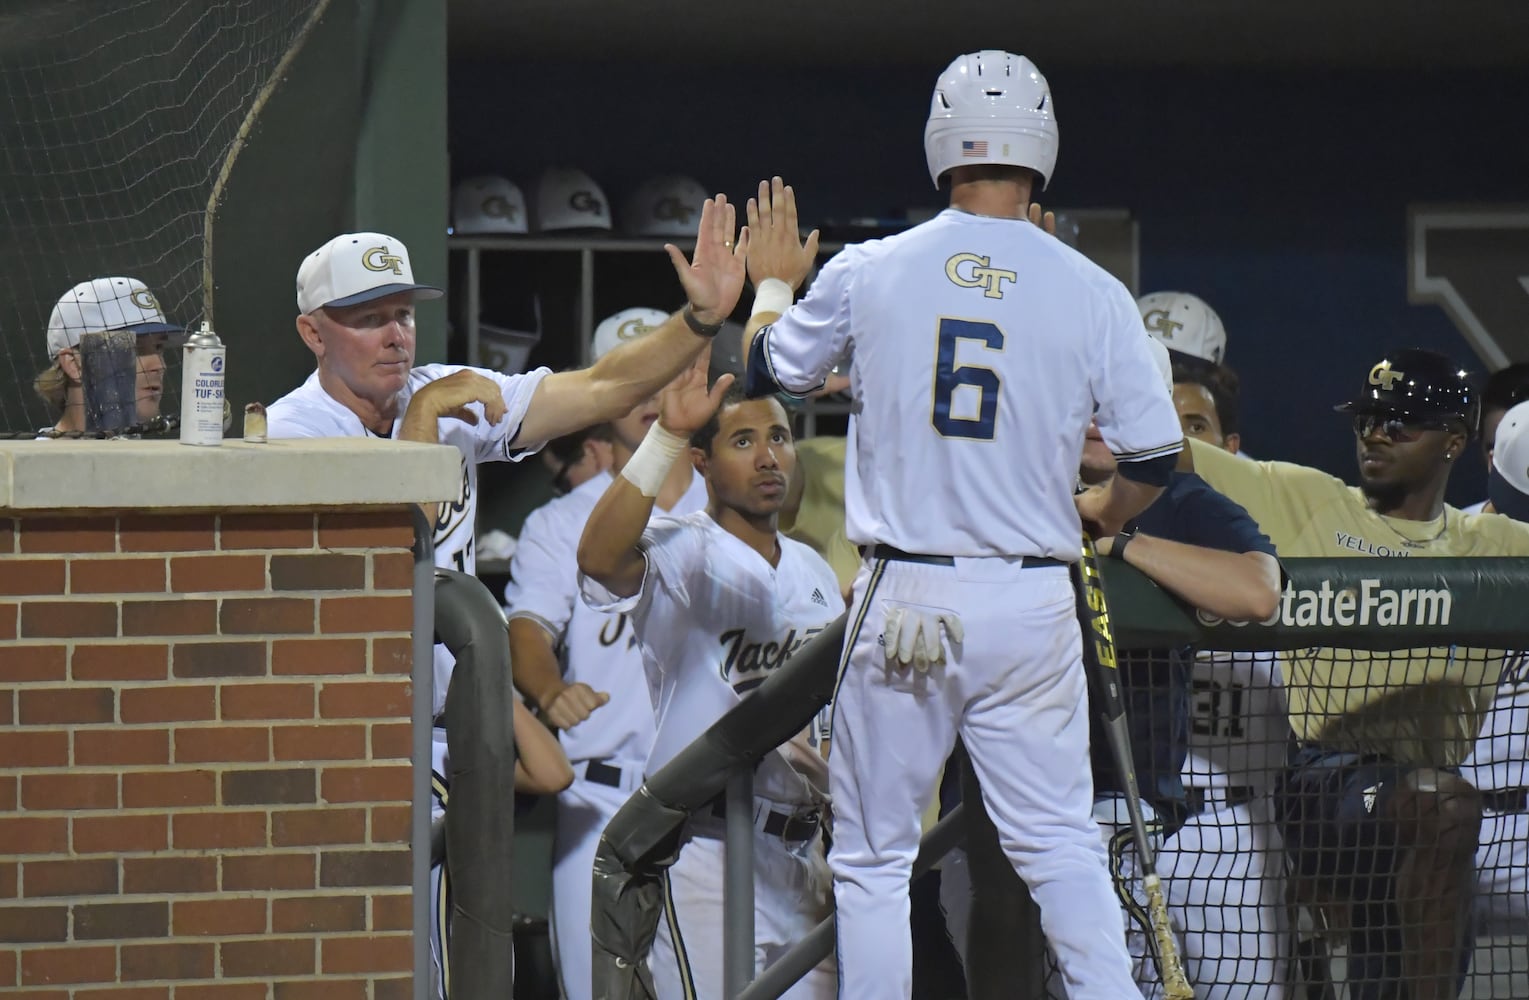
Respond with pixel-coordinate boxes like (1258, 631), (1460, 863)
(180, 335), (227, 447)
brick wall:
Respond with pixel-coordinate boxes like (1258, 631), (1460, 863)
(0, 508), (417, 1000)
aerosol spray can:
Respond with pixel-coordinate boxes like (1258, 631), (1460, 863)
(179, 322), (226, 446)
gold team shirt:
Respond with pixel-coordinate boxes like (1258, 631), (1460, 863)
(780, 436), (859, 594)
(1188, 438), (1529, 766)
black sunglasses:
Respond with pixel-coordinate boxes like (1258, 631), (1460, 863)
(1352, 414), (1454, 443)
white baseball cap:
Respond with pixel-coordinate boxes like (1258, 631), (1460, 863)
(1489, 399), (1529, 522)
(46, 276), (184, 359)
(1137, 291), (1227, 367)
(296, 232), (444, 314)
(592, 307), (668, 362)
(533, 167), (612, 233)
(452, 176), (529, 235)
(621, 174), (710, 237)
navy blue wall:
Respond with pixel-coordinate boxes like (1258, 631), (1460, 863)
(450, 61), (1529, 507)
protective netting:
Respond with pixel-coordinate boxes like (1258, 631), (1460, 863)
(959, 561), (1529, 999)
(0, 0), (322, 437)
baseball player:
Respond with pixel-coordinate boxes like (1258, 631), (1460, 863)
(961, 337), (1283, 999)
(505, 310), (709, 1000)
(266, 204), (746, 999)
(1137, 291), (1227, 371)
(540, 424), (615, 495)
(1462, 363), (1529, 513)
(1183, 348), (1529, 998)
(736, 50), (1185, 999)
(1461, 399), (1529, 936)
(33, 276), (182, 434)
(429, 696), (574, 1000)
(576, 368), (844, 1000)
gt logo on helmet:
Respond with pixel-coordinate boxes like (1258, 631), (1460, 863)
(362, 246), (405, 275)
(129, 289), (160, 312)
(482, 195), (518, 220)
(569, 190), (604, 214)
(653, 197), (696, 223)
(1369, 361), (1405, 391)
(1142, 309), (1183, 340)
(945, 252), (1017, 299)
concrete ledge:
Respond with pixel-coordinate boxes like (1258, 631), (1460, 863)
(0, 437), (462, 511)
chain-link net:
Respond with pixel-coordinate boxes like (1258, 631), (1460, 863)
(0, 0), (326, 437)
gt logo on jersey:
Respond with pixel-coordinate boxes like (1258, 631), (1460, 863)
(129, 289), (160, 312)
(945, 252), (1017, 299)
(569, 190), (604, 214)
(653, 196), (695, 223)
(362, 246), (405, 275)
(482, 195), (518, 221)
(1142, 308), (1183, 340)
(1369, 360), (1405, 391)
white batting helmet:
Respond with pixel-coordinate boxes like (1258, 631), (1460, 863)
(924, 50), (1058, 189)
(452, 176), (528, 235)
(1137, 291), (1227, 366)
(532, 166), (612, 233)
(622, 175), (710, 237)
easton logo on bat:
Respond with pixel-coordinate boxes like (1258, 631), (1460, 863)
(1198, 579), (1454, 628)
(1079, 556), (1117, 668)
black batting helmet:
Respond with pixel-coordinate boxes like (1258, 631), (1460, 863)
(1334, 348), (1479, 436)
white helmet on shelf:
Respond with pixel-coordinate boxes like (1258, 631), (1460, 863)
(622, 174), (711, 236)
(924, 50), (1058, 189)
(532, 166), (612, 233)
(452, 175), (529, 235)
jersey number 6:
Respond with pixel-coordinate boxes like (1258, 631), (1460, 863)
(931, 317), (1004, 441)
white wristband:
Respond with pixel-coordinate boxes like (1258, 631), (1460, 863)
(751, 277), (793, 319)
(620, 422), (689, 498)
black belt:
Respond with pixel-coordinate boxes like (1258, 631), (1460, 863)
(862, 544), (1064, 569)
(707, 798), (821, 843)
(1481, 788), (1528, 813)
(583, 760), (627, 789)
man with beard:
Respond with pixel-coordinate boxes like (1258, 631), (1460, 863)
(1183, 348), (1529, 999)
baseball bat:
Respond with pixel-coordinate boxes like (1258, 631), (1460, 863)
(1073, 534), (1195, 1000)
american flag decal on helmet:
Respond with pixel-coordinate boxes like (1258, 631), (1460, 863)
(961, 140), (988, 156)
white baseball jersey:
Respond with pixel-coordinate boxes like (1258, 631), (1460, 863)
(1460, 651), (1529, 794)
(754, 209), (1182, 558)
(1182, 650), (1292, 799)
(504, 469), (709, 765)
(269, 363), (551, 717)
(580, 511), (845, 807)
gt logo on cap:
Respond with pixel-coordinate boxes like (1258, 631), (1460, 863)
(1369, 361), (1405, 391)
(362, 246), (405, 275)
(569, 190), (604, 214)
(1142, 309), (1183, 340)
(945, 252), (1017, 300)
(130, 289), (160, 311)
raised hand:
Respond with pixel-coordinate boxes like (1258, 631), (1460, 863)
(1027, 200), (1057, 237)
(657, 347), (735, 436)
(746, 176), (821, 292)
(666, 194), (749, 326)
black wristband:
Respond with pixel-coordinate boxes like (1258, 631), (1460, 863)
(682, 306), (725, 338)
(1110, 528), (1137, 561)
